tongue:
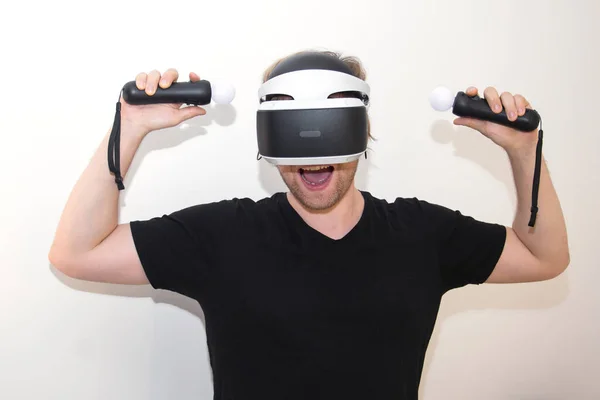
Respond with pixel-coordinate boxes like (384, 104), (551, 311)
(302, 170), (331, 184)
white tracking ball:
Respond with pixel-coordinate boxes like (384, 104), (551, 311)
(429, 86), (455, 111)
(210, 81), (236, 104)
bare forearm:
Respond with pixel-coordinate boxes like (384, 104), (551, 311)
(508, 147), (569, 267)
(49, 125), (145, 259)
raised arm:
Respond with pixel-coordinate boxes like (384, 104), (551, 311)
(48, 69), (206, 284)
(453, 86), (570, 284)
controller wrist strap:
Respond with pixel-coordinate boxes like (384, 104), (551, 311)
(108, 90), (125, 191)
(528, 118), (543, 227)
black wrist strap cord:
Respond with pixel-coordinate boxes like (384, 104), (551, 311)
(108, 90), (125, 191)
(528, 117), (543, 227)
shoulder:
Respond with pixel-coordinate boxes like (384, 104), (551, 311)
(362, 191), (491, 242)
(363, 191), (456, 225)
(168, 193), (283, 224)
(130, 193), (287, 250)
(172, 193), (291, 233)
(172, 193), (295, 248)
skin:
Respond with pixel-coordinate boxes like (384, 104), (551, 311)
(277, 159), (364, 240)
(271, 92), (365, 239)
(48, 68), (569, 286)
(277, 160), (358, 212)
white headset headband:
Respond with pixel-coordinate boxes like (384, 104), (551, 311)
(258, 69), (370, 101)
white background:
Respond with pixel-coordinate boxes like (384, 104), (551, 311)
(1, 0), (598, 399)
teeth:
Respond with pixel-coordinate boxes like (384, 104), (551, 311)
(301, 165), (330, 171)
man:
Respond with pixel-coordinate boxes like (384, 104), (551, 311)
(48, 50), (569, 399)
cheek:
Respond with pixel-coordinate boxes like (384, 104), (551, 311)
(335, 170), (349, 182)
(278, 167), (298, 178)
(334, 164), (358, 182)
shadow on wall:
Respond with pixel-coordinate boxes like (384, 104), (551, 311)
(419, 274), (570, 399)
(119, 103), (237, 206)
(419, 119), (571, 398)
(430, 119), (517, 208)
(49, 265), (207, 325)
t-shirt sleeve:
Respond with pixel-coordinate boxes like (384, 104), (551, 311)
(129, 200), (238, 300)
(418, 200), (507, 291)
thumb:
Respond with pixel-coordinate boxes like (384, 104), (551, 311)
(175, 106), (206, 124)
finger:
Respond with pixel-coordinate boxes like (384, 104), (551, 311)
(500, 91), (518, 121)
(514, 94), (530, 115)
(465, 86), (478, 97)
(484, 87), (503, 114)
(160, 68), (179, 88)
(146, 70), (161, 95)
(135, 72), (147, 90)
(453, 117), (487, 132)
(189, 72), (201, 82)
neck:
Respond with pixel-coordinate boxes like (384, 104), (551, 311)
(286, 185), (364, 240)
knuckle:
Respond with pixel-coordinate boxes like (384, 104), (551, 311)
(484, 87), (498, 99)
(135, 72), (147, 88)
(136, 75), (146, 84)
(145, 70), (161, 93)
(160, 69), (178, 87)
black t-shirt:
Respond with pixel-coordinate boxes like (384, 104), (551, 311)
(129, 191), (506, 400)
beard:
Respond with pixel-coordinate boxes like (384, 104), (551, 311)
(278, 161), (359, 212)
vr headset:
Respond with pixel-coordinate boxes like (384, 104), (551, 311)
(256, 52), (371, 166)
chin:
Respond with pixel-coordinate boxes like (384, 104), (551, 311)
(277, 161), (358, 212)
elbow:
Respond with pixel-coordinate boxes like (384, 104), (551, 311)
(559, 251), (571, 275)
(563, 250), (571, 270)
(558, 245), (571, 273)
(546, 250), (571, 280)
(557, 235), (572, 275)
(48, 247), (79, 279)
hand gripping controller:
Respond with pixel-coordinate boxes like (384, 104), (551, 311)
(107, 78), (235, 191)
(121, 80), (235, 106)
(452, 91), (540, 132)
(430, 87), (544, 227)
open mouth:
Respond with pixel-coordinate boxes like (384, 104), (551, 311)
(298, 165), (334, 189)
